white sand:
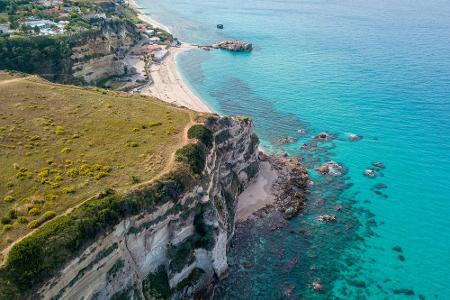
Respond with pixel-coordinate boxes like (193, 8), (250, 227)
(140, 45), (211, 112)
(236, 160), (278, 221)
(127, 0), (211, 113)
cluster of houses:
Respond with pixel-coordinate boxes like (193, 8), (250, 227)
(23, 19), (69, 35)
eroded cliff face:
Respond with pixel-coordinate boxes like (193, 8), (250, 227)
(71, 20), (141, 84)
(37, 117), (260, 300)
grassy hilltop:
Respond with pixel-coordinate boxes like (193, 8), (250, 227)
(0, 72), (195, 253)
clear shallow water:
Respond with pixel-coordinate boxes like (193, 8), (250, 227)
(137, 0), (450, 298)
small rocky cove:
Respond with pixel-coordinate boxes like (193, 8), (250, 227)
(33, 116), (308, 300)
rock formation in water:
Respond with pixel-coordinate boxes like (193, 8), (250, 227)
(212, 40), (253, 52)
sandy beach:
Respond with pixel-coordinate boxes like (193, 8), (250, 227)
(127, 0), (211, 113)
(140, 44), (211, 112)
(236, 160), (278, 221)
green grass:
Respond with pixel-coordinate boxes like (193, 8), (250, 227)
(0, 72), (195, 251)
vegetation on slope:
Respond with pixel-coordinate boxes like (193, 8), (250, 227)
(0, 72), (193, 252)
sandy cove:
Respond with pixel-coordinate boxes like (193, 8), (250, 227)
(140, 44), (211, 113)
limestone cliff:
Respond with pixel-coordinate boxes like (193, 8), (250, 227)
(36, 116), (260, 300)
(71, 19), (141, 85)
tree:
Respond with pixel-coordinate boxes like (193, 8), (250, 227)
(33, 25), (40, 34)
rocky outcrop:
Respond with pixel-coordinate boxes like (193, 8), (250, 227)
(212, 40), (253, 52)
(71, 19), (141, 84)
(36, 116), (260, 300)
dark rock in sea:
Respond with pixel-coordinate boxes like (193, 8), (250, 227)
(311, 280), (323, 292)
(374, 183), (388, 189)
(398, 255), (406, 262)
(347, 133), (362, 142)
(392, 245), (403, 253)
(316, 214), (336, 222)
(276, 136), (297, 145)
(393, 288), (415, 296)
(297, 128), (308, 135)
(243, 260), (252, 269)
(418, 294), (426, 300)
(314, 131), (333, 142)
(217, 24), (224, 29)
(372, 161), (385, 169)
(364, 169), (377, 178)
(284, 284), (295, 297)
(212, 40), (253, 52)
(317, 161), (344, 176)
(348, 280), (367, 288)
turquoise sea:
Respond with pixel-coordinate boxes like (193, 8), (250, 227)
(137, 0), (450, 298)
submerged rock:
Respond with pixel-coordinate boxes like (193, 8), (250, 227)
(347, 133), (362, 142)
(243, 261), (252, 269)
(392, 245), (403, 253)
(314, 132), (333, 141)
(297, 129), (308, 135)
(372, 161), (385, 169)
(364, 169), (377, 178)
(212, 40), (253, 52)
(276, 136), (297, 145)
(317, 161), (344, 176)
(317, 214), (337, 222)
(311, 280), (323, 292)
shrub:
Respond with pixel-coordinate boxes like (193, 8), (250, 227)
(42, 211), (56, 221)
(6, 181), (14, 188)
(131, 176), (140, 184)
(94, 171), (109, 180)
(17, 217), (28, 224)
(175, 144), (206, 174)
(28, 208), (40, 216)
(3, 224), (12, 232)
(187, 125), (213, 148)
(27, 220), (40, 229)
(65, 168), (79, 178)
(8, 210), (17, 220)
(60, 147), (71, 154)
(3, 195), (15, 202)
(1, 217), (11, 225)
(55, 126), (65, 135)
(61, 186), (75, 194)
(127, 141), (139, 147)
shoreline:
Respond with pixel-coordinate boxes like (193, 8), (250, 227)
(128, 0), (211, 113)
(127, 0), (280, 221)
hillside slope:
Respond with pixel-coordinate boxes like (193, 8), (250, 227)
(0, 71), (195, 254)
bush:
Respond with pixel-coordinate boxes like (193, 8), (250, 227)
(42, 211), (56, 221)
(17, 217), (28, 224)
(3, 224), (12, 232)
(187, 125), (213, 148)
(3, 195), (14, 202)
(27, 220), (40, 229)
(28, 208), (40, 216)
(1, 217), (11, 225)
(61, 186), (75, 194)
(175, 144), (206, 174)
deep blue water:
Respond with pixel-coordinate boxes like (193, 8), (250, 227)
(137, 0), (450, 298)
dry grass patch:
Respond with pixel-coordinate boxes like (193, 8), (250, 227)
(0, 72), (194, 250)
